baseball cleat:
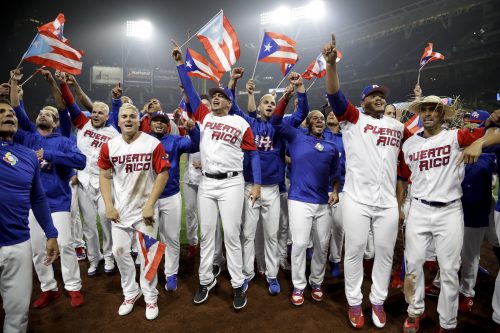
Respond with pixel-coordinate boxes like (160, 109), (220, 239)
(33, 290), (60, 309)
(75, 247), (86, 261)
(104, 259), (115, 273)
(267, 278), (280, 295)
(165, 274), (177, 292)
(291, 288), (304, 306)
(403, 312), (427, 333)
(371, 303), (386, 328)
(458, 293), (473, 312)
(145, 302), (159, 320)
(330, 261), (341, 278)
(348, 305), (364, 329)
(193, 278), (217, 304)
(424, 283), (440, 297)
(242, 278), (250, 293)
(118, 290), (142, 316)
(67, 290), (84, 308)
(212, 264), (222, 278)
(311, 284), (324, 302)
(233, 286), (247, 310)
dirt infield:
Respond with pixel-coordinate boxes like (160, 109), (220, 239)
(1, 237), (498, 333)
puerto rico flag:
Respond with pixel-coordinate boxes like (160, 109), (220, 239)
(179, 98), (196, 122)
(196, 10), (240, 73)
(258, 32), (299, 70)
(38, 13), (68, 42)
(302, 52), (342, 80)
(137, 230), (166, 282)
(419, 43), (444, 69)
(404, 113), (422, 134)
(185, 48), (224, 84)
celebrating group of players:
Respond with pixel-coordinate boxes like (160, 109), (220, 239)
(2, 33), (500, 333)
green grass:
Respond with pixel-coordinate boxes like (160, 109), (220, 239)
(96, 156), (189, 245)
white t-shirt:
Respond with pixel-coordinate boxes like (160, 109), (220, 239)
(98, 132), (170, 227)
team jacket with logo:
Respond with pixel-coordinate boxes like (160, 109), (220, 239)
(176, 64), (261, 182)
(399, 128), (485, 203)
(328, 90), (411, 208)
(98, 133), (170, 227)
(0, 140), (58, 246)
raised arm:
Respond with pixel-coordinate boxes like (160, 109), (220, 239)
(246, 79), (257, 113)
(111, 83), (122, 132)
(42, 139), (86, 170)
(65, 74), (93, 112)
(283, 72), (309, 127)
(42, 70), (66, 111)
(271, 85), (298, 141)
(177, 121), (200, 154)
(59, 81), (89, 132)
(10, 69), (36, 133)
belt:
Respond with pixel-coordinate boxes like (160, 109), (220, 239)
(414, 197), (458, 208)
(202, 171), (238, 180)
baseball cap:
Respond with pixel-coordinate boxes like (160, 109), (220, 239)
(468, 110), (489, 124)
(360, 85), (390, 101)
(209, 87), (232, 101)
(151, 111), (170, 123)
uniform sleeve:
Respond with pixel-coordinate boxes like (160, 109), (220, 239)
(30, 159), (58, 239)
(397, 150), (411, 181)
(178, 125), (200, 154)
(284, 92), (309, 128)
(111, 98), (122, 132)
(457, 127), (486, 147)
(177, 64), (210, 123)
(152, 143), (171, 174)
(329, 148), (341, 181)
(247, 149), (262, 184)
(57, 108), (72, 138)
(14, 102), (37, 133)
(240, 127), (257, 151)
(43, 139), (86, 170)
(326, 90), (360, 123)
(97, 142), (112, 170)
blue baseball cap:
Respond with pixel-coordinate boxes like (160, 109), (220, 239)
(360, 85), (390, 101)
(468, 110), (489, 124)
(151, 111), (170, 123)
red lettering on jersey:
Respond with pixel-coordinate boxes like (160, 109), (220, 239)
(125, 162), (151, 173)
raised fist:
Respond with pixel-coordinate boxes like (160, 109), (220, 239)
(288, 72), (303, 86)
(10, 68), (23, 82)
(40, 70), (55, 83)
(246, 79), (255, 95)
(231, 67), (245, 80)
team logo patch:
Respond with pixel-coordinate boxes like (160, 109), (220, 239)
(315, 143), (324, 151)
(3, 152), (18, 166)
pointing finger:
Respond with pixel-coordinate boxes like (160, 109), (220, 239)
(331, 33), (336, 46)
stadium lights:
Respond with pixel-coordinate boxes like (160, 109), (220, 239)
(126, 20), (152, 39)
(260, 1), (325, 25)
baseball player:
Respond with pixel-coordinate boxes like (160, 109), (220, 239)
(398, 97), (500, 332)
(172, 44), (261, 310)
(10, 70), (86, 309)
(149, 110), (200, 292)
(181, 95), (227, 275)
(227, 68), (309, 295)
(323, 34), (412, 328)
(271, 94), (340, 305)
(70, 174), (87, 261)
(0, 98), (59, 333)
(59, 78), (119, 275)
(98, 102), (170, 320)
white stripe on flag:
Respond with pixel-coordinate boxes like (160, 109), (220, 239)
(274, 39), (294, 48)
(194, 60), (218, 77)
(42, 34), (82, 59)
(34, 53), (82, 70)
(222, 29), (236, 65)
(266, 51), (298, 60)
(207, 38), (231, 72)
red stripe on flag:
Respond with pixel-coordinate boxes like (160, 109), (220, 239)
(144, 242), (166, 282)
(24, 56), (82, 75)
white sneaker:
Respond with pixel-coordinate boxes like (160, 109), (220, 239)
(118, 291), (142, 316)
(88, 261), (99, 276)
(145, 302), (159, 320)
(104, 259), (115, 273)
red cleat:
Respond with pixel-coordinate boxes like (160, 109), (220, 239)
(348, 305), (364, 329)
(403, 312), (427, 333)
(67, 290), (84, 308)
(458, 293), (473, 312)
(33, 290), (60, 309)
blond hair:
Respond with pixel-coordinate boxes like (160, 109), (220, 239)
(92, 101), (109, 114)
(118, 103), (139, 116)
(40, 105), (59, 121)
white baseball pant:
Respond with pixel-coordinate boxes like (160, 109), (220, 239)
(492, 210), (500, 324)
(112, 222), (159, 303)
(0, 240), (32, 333)
(342, 193), (398, 306)
(70, 182), (85, 249)
(29, 211), (82, 292)
(288, 199), (332, 290)
(183, 182), (199, 246)
(158, 192), (182, 277)
(405, 199), (463, 329)
(329, 192), (344, 263)
(242, 184), (280, 280)
(78, 184), (113, 264)
(198, 175), (245, 288)
(277, 191), (291, 261)
(213, 215), (225, 266)
(364, 229), (375, 260)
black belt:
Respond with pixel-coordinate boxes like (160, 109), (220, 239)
(414, 197), (458, 208)
(202, 171), (238, 180)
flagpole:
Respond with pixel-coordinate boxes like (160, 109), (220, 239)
(275, 75), (287, 91)
(251, 32), (263, 80)
(179, 9), (223, 49)
(11, 33), (40, 80)
(306, 77), (318, 92)
(20, 66), (45, 86)
(417, 67), (422, 86)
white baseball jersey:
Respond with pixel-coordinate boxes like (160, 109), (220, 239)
(400, 128), (485, 203)
(73, 115), (119, 189)
(98, 132), (170, 227)
(195, 107), (256, 174)
(339, 104), (411, 208)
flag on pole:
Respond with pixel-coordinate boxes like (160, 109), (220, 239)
(281, 62), (297, 77)
(419, 43), (444, 70)
(404, 113), (422, 134)
(302, 52), (343, 80)
(196, 10), (240, 73)
(179, 98), (196, 122)
(185, 48), (224, 84)
(258, 32), (299, 71)
(137, 230), (166, 282)
(38, 13), (68, 42)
